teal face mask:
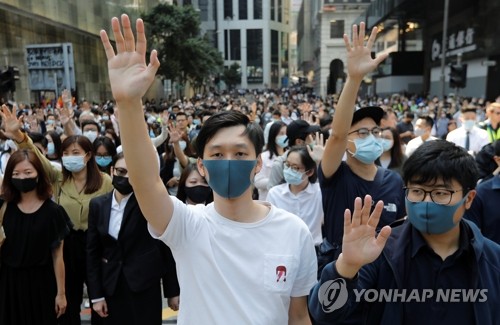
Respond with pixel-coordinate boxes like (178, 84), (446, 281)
(47, 142), (55, 155)
(96, 156), (113, 167)
(405, 195), (468, 234)
(202, 160), (257, 199)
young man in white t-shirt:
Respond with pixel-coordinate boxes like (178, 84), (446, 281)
(100, 14), (317, 324)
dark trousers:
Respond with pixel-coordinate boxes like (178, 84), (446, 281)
(58, 230), (102, 325)
(101, 273), (162, 325)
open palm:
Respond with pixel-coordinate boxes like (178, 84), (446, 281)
(340, 195), (392, 269)
(344, 22), (388, 80)
(100, 15), (160, 103)
(0, 105), (23, 140)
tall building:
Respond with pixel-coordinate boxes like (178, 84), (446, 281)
(0, 0), (160, 104)
(297, 0), (372, 97)
(181, 0), (291, 89)
(355, 0), (500, 99)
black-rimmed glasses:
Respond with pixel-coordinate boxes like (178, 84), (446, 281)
(404, 187), (463, 205)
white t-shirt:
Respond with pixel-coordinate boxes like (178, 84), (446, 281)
(150, 197), (317, 324)
(267, 182), (324, 245)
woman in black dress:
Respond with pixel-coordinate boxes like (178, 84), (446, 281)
(0, 149), (70, 324)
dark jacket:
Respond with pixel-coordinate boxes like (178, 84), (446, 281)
(309, 219), (500, 324)
(86, 192), (179, 299)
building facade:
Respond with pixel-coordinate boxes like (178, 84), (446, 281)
(182, 0), (291, 90)
(356, 0), (500, 99)
(297, 0), (371, 97)
(0, 0), (159, 105)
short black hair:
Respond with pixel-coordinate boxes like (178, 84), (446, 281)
(418, 115), (434, 129)
(195, 110), (264, 159)
(81, 120), (100, 131)
(28, 132), (48, 149)
(403, 140), (479, 193)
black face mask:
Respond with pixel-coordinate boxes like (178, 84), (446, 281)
(12, 177), (38, 193)
(184, 185), (211, 204)
(112, 176), (134, 195)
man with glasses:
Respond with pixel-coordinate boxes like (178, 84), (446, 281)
(317, 22), (405, 269)
(310, 140), (500, 324)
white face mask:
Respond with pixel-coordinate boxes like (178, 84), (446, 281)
(414, 127), (426, 137)
(179, 140), (187, 151)
(463, 120), (475, 131)
(83, 130), (98, 143)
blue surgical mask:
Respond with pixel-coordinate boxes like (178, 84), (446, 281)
(379, 138), (393, 152)
(275, 135), (289, 149)
(202, 160), (257, 198)
(405, 195), (468, 234)
(348, 134), (383, 164)
(47, 142), (55, 155)
(193, 119), (201, 126)
(283, 166), (305, 185)
(62, 155), (86, 172)
(96, 156), (113, 167)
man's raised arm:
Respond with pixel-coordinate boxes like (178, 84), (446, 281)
(321, 23), (387, 179)
(100, 14), (172, 234)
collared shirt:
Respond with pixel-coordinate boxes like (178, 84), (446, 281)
(108, 191), (133, 239)
(405, 135), (438, 157)
(267, 182), (323, 245)
(446, 126), (489, 154)
(404, 222), (475, 325)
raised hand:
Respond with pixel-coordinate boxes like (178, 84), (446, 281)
(168, 125), (181, 143)
(343, 22), (387, 80)
(0, 104), (24, 142)
(100, 14), (160, 103)
(307, 132), (325, 163)
(336, 195), (391, 278)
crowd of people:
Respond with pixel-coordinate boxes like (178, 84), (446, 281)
(0, 15), (499, 324)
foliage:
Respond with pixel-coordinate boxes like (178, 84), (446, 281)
(143, 4), (223, 88)
(222, 63), (241, 90)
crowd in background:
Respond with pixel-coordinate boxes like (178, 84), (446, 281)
(0, 84), (500, 323)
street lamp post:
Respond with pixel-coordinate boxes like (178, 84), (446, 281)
(440, 0), (449, 99)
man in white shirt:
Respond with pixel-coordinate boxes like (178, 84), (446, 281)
(447, 107), (489, 155)
(405, 115), (437, 157)
(100, 15), (316, 324)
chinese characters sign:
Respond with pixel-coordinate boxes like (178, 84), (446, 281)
(25, 43), (76, 93)
(431, 27), (477, 61)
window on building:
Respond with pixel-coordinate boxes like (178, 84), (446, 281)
(228, 30), (241, 60)
(224, 0), (233, 19)
(254, 0), (262, 19)
(278, 0), (282, 23)
(199, 0), (209, 21)
(271, 0), (276, 21)
(247, 29), (263, 83)
(330, 20), (345, 38)
(271, 30), (279, 85)
(239, 0), (247, 20)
